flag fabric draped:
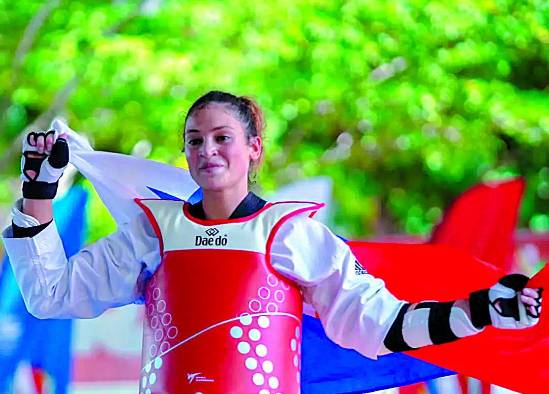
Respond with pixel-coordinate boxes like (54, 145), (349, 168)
(430, 178), (525, 393)
(430, 179), (525, 272)
(301, 314), (454, 394)
(0, 186), (88, 394)
(62, 124), (546, 393)
(349, 241), (548, 394)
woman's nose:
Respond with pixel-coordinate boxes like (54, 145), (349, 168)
(199, 139), (217, 157)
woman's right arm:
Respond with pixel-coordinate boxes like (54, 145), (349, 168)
(2, 203), (161, 319)
(2, 124), (160, 318)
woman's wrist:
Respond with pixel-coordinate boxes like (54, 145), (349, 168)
(22, 198), (54, 224)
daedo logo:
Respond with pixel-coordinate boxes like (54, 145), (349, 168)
(195, 227), (228, 246)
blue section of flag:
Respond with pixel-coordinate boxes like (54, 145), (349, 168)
(303, 227), (455, 393)
(146, 186), (183, 201)
(146, 186), (203, 204)
(301, 314), (454, 393)
(187, 188), (203, 204)
(0, 186), (88, 394)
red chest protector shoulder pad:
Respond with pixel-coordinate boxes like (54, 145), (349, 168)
(135, 199), (323, 394)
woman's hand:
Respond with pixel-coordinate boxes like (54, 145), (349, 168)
(21, 127), (69, 200)
(20, 123), (70, 224)
(470, 274), (543, 330)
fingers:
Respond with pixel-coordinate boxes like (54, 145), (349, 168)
(45, 131), (54, 152)
(27, 132), (36, 146)
(520, 294), (538, 306)
(521, 287), (542, 319)
(522, 288), (541, 298)
(529, 305), (541, 317)
(36, 133), (45, 154)
(25, 130), (56, 154)
(27, 132), (44, 153)
(525, 304), (541, 319)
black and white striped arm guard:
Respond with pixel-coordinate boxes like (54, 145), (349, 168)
(380, 299), (481, 354)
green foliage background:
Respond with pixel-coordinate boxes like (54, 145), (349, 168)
(1, 0), (548, 241)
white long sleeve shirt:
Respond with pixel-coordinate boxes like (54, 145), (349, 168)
(2, 203), (405, 359)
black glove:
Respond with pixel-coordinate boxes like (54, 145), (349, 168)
(470, 274), (542, 330)
(21, 127), (69, 199)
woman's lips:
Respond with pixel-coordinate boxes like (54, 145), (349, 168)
(199, 163), (224, 173)
(200, 163), (223, 169)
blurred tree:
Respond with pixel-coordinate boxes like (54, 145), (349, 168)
(0, 0), (547, 240)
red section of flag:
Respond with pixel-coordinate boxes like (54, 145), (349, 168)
(32, 367), (45, 393)
(431, 177), (525, 393)
(350, 242), (548, 393)
(430, 178), (524, 272)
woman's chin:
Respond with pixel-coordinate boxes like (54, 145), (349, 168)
(198, 178), (229, 192)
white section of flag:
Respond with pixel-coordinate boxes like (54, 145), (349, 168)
(53, 119), (199, 226)
(55, 119), (332, 227)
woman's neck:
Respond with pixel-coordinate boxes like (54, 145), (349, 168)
(201, 185), (249, 220)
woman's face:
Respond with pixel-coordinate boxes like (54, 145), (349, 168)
(184, 103), (262, 193)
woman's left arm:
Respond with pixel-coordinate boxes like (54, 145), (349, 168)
(270, 216), (405, 358)
(270, 217), (542, 358)
(380, 275), (541, 355)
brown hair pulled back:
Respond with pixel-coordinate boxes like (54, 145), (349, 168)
(184, 91), (265, 141)
(184, 91), (265, 183)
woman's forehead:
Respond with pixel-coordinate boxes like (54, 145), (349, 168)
(186, 103), (241, 131)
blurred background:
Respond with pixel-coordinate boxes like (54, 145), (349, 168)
(0, 0), (547, 393)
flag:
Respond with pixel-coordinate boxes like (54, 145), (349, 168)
(431, 178), (524, 272)
(429, 178), (525, 393)
(301, 314), (454, 394)
(349, 242), (548, 394)
(60, 120), (546, 393)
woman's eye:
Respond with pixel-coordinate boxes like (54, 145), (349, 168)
(187, 139), (202, 146)
(216, 135), (230, 142)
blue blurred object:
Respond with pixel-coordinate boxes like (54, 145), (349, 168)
(0, 186), (88, 394)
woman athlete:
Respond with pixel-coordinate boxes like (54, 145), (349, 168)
(3, 91), (542, 393)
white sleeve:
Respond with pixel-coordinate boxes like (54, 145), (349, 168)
(2, 208), (161, 319)
(11, 199), (41, 227)
(270, 216), (406, 359)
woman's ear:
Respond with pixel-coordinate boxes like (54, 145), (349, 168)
(249, 136), (262, 162)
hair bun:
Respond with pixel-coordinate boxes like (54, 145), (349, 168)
(239, 96), (265, 138)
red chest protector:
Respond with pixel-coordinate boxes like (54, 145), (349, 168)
(136, 199), (322, 394)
